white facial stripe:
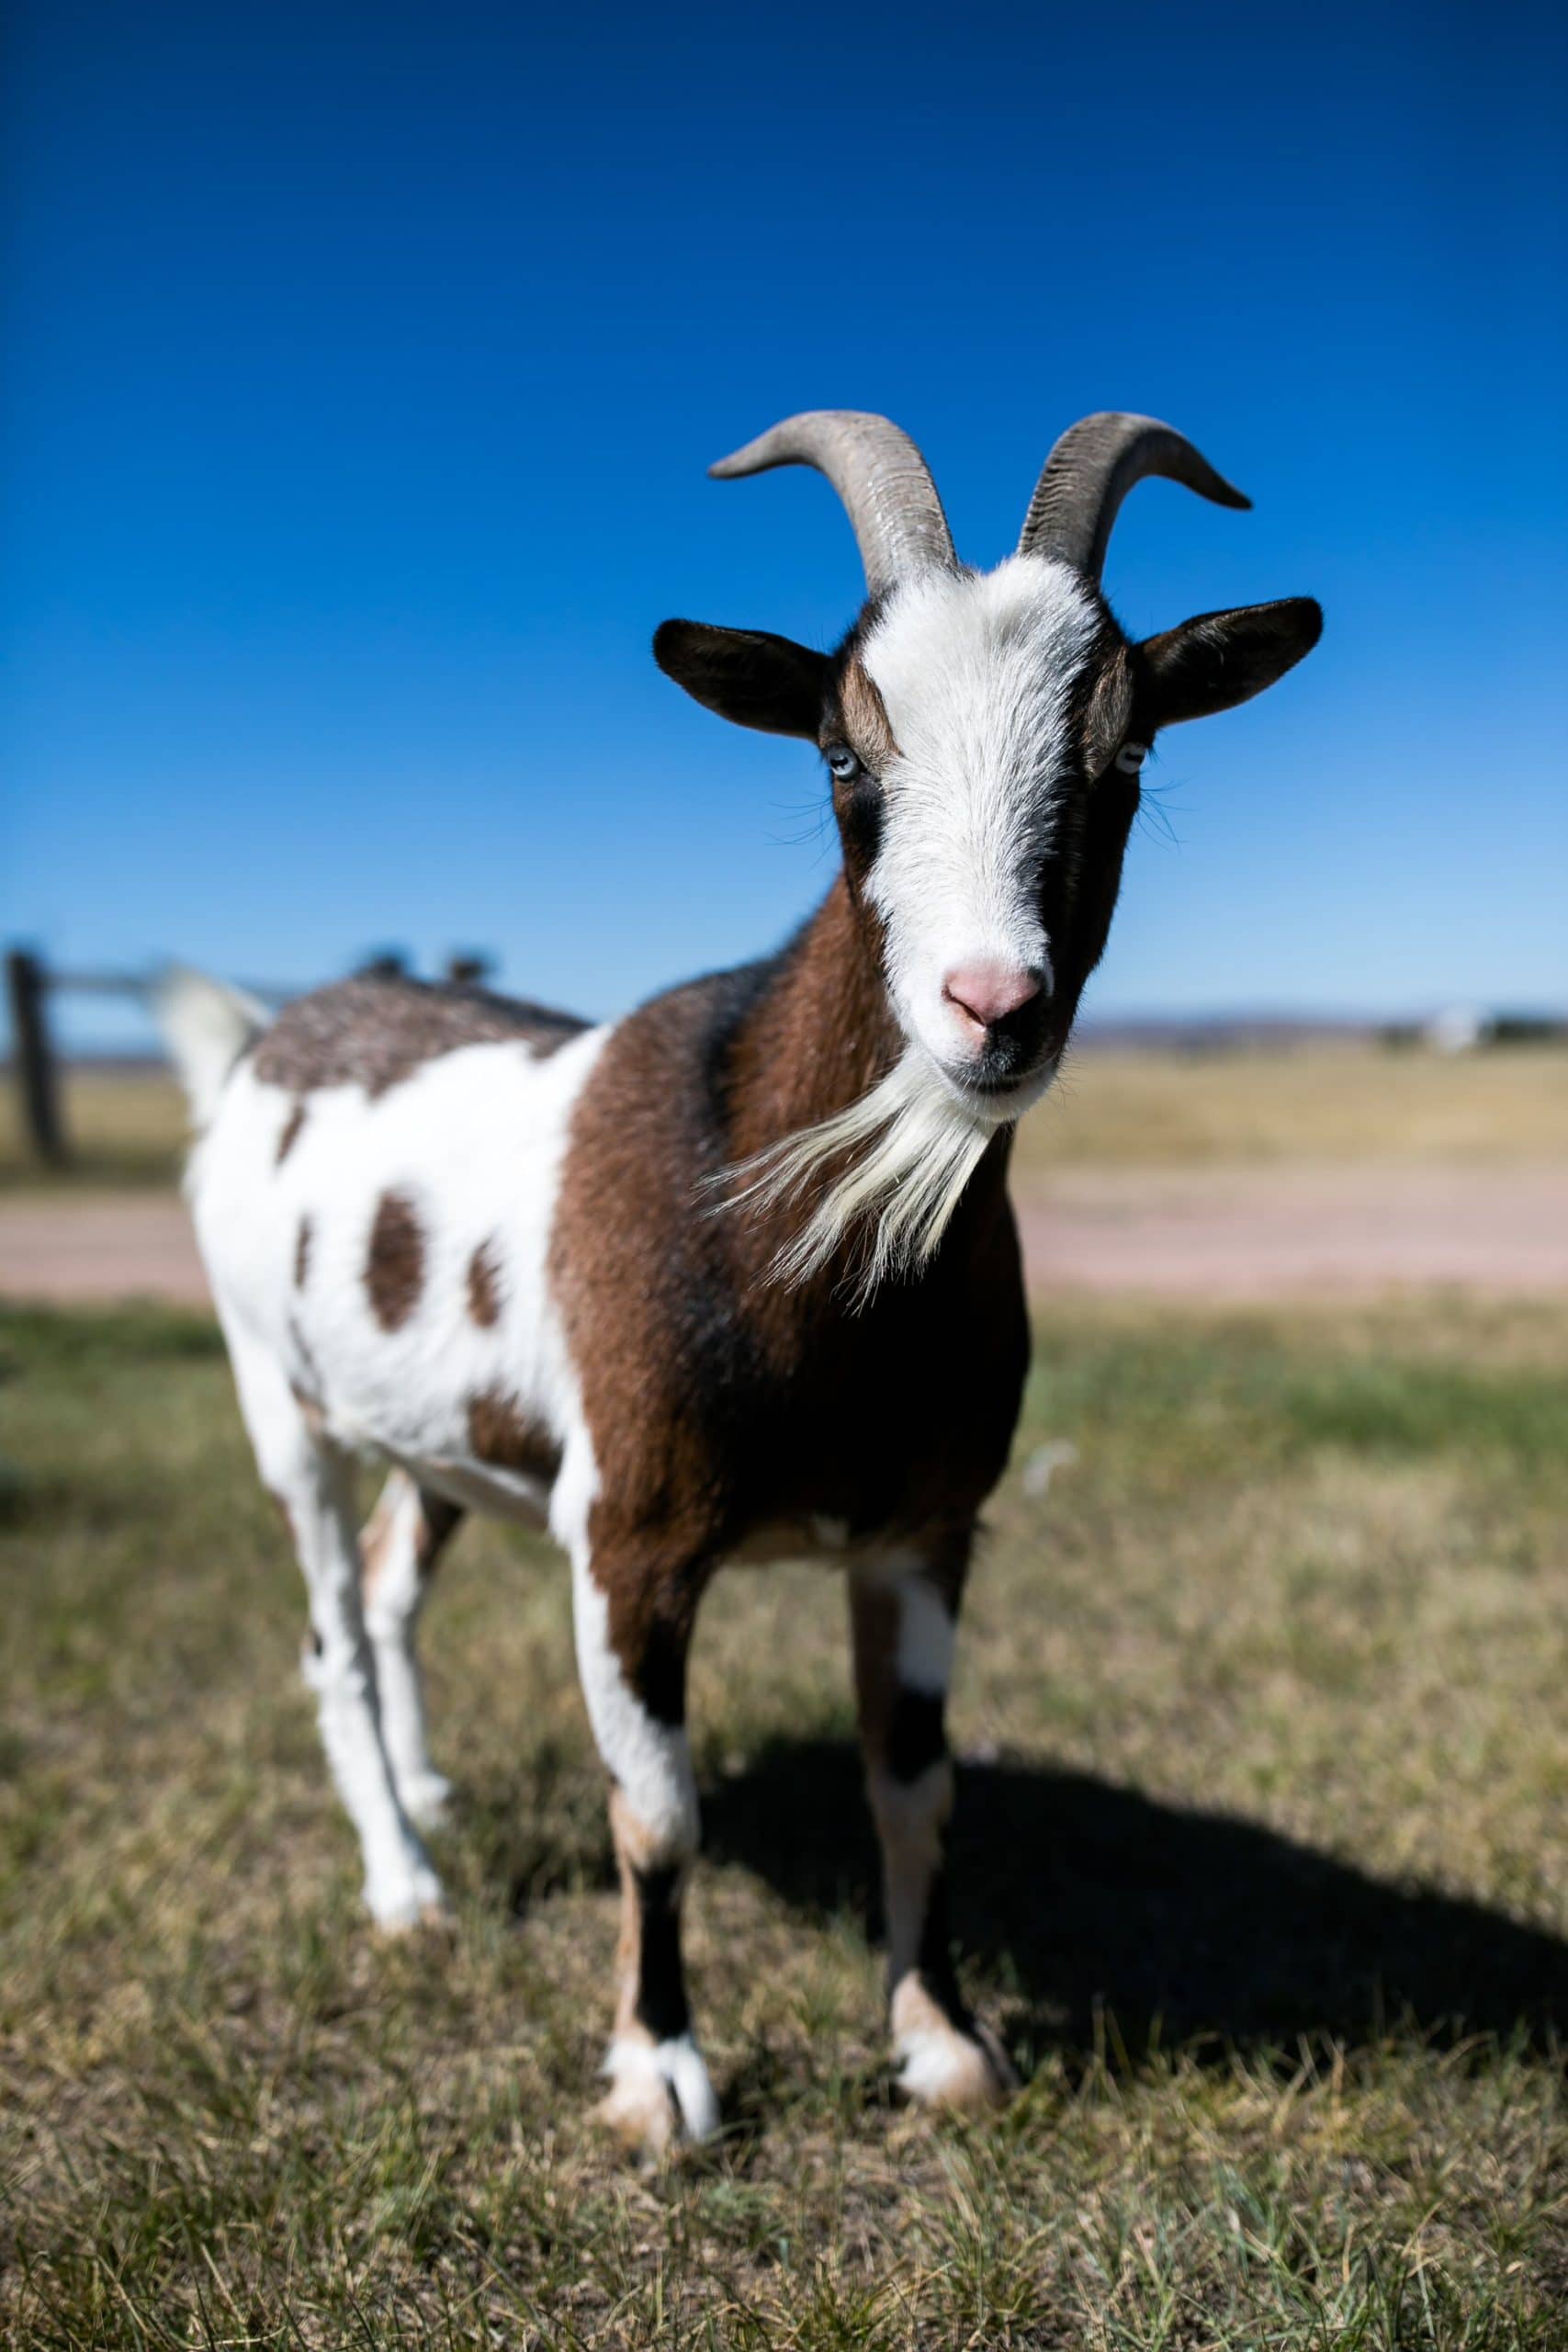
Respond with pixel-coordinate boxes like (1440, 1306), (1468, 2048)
(714, 559), (1098, 1297)
(861, 555), (1099, 1058)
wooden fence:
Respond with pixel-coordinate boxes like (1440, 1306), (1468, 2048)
(3, 946), (494, 1166)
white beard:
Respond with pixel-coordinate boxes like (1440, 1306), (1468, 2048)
(713, 1047), (1005, 1305)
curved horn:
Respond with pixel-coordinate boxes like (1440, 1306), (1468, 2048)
(709, 410), (956, 597)
(1019, 412), (1251, 580)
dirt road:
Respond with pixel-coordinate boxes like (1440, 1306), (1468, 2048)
(4, 1159), (1565, 1308)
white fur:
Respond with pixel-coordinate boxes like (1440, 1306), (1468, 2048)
(862, 555), (1099, 1081)
(361, 1472), (452, 1826)
(189, 1025), (607, 1491)
(172, 1015), (611, 1920)
(853, 1556), (956, 1695)
(152, 967), (269, 1128)
(716, 557), (1092, 1293)
(570, 1549), (699, 1860)
(718, 1046), (1003, 1296)
(895, 2025), (976, 2102)
(604, 2032), (720, 2144)
(221, 1314), (442, 1927)
(894, 1576), (955, 1695)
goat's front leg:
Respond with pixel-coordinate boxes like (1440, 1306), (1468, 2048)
(571, 1544), (719, 2154)
(849, 1542), (1016, 2109)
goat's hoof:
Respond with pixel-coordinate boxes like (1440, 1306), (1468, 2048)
(891, 1983), (1018, 2112)
(366, 1864), (449, 1939)
(399, 1771), (457, 1830)
(596, 2033), (720, 2158)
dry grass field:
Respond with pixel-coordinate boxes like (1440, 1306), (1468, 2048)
(4, 1045), (1567, 2346)
(6, 1043), (1568, 1193)
(1013, 1044), (1568, 1172)
(0, 1067), (189, 1192)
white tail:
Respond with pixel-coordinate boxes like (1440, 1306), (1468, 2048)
(150, 966), (270, 1127)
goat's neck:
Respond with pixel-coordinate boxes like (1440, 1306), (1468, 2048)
(721, 877), (901, 1162)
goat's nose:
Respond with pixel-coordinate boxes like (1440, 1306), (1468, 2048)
(942, 961), (1044, 1034)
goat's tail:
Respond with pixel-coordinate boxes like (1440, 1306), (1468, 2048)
(149, 966), (270, 1129)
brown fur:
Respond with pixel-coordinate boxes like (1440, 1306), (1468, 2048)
(365, 1191), (425, 1331)
(294, 1215), (311, 1290)
(550, 879), (1029, 1718)
(1082, 646), (1134, 774)
(836, 651), (900, 773)
(466, 1238), (503, 1328)
(465, 1387), (562, 1482)
(253, 974), (586, 1101)
(276, 1102), (307, 1163)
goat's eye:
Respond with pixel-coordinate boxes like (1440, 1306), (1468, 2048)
(825, 743), (862, 781)
(1113, 741), (1148, 775)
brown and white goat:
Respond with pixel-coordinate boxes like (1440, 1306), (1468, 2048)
(158, 410), (1320, 2152)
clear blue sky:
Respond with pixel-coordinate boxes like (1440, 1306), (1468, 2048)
(5, 0), (1565, 1051)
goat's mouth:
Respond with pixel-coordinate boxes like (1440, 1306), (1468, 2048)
(936, 1054), (1059, 1122)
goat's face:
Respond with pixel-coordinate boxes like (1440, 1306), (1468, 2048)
(655, 410), (1320, 1285)
(819, 557), (1126, 1114)
(657, 556), (1318, 1118)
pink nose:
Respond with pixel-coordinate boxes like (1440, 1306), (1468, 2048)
(942, 961), (1044, 1034)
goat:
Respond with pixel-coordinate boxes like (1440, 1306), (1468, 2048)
(157, 410), (1320, 2153)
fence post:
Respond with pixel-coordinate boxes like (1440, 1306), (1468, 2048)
(6, 947), (67, 1166)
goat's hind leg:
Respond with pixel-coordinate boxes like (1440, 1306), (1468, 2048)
(850, 1540), (1016, 2109)
(227, 1329), (446, 1929)
(360, 1470), (464, 1828)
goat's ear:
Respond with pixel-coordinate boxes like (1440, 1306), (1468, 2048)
(654, 620), (828, 740)
(1135, 597), (1322, 729)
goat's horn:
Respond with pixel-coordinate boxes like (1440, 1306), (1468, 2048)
(709, 411), (956, 597)
(1018, 412), (1250, 580)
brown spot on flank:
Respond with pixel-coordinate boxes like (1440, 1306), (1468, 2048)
(294, 1215), (312, 1289)
(366, 1191), (424, 1331)
(466, 1237), (503, 1327)
(466, 1388), (561, 1483)
(276, 1102), (307, 1163)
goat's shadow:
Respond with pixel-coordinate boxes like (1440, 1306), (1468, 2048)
(701, 1738), (1568, 2061)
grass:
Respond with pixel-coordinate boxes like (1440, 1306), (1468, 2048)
(5, 1293), (1568, 2346)
(1013, 1044), (1568, 1173)
(6, 1043), (1568, 1195)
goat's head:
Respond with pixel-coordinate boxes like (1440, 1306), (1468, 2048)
(658, 410), (1320, 1114)
(657, 412), (1321, 1287)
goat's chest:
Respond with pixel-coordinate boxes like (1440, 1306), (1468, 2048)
(571, 1191), (1031, 1561)
(759, 1276), (1030, 1535)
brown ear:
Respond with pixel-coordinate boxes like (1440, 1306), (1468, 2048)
(653, 620), (829, 740)
(1136, 597), (1322, 728)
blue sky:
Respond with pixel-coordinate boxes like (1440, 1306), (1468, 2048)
(5, 0), (1565, 1050)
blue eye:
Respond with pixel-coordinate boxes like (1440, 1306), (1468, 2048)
(826, 744), (861, 781)
(1114, 741), (1148, 775)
